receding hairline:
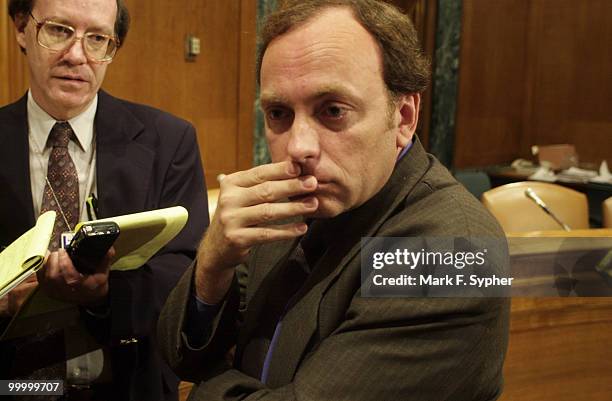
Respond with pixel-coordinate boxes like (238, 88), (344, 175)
(258, 0), (430, 101)
(258, 4), (375, 82)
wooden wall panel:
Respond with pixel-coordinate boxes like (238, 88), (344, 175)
(1, 0), (29, 106)
(524, 0), (612, 168)
(1, 0), (8, 104)
(454, 0), (530, 168)
(454, 0), (612, 169)
(103, 0), (256, 188)
(500, 298), (612, 401)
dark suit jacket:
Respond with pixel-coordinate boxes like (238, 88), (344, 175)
(159, 139), (510, 400)
(0, 91), (209, 401)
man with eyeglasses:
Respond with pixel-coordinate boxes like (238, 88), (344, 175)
(0, 1), (208, 400)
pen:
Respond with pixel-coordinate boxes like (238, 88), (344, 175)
(86, 193), (99, 221)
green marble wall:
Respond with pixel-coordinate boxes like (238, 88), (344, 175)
(429, 0), (462, 167)
(253, 0), (277, 166)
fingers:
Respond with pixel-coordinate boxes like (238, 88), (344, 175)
(233, 196), (318, 227)
(197, 161), (317, 279)
(229, 161), (301, 188)
(18, 280), (38, 291)
(7, 280), (38, 315)
(78, 248), (115, 293)
(38, 251), (78, 295)
(240, 176), (318, 208)
(57, 249), (84, 286)
(227, 223), (309, 246)
(107, 246), (116, 260)
(222, 164), (317, 209)
(23, 273), (38, 284)
(98, 246), (115, 273)
(38, 251), (56, 282)
(213, 161), (318, 241)
(37, 250), (109, 305)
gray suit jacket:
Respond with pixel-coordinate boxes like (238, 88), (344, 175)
(158, 139), (509, 400)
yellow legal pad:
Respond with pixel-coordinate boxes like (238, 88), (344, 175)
(0, 206), (189, 299)
(77, 205), (189, 271)
(0, 211), (56, 299)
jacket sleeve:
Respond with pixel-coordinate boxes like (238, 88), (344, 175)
(157, 263), (242, 384)
(171, 294), (508, 401)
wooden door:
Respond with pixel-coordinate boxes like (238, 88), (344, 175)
(103, 0), (256, 187)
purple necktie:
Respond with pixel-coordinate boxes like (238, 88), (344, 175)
(40, 122), (80, 250)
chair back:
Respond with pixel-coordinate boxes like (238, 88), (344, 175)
(603, 197), (612, 228)
(482, 182), (589, 232)
(454, 170), (492, 200)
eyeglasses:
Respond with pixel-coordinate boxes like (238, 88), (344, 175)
(29, 13), (119, 62)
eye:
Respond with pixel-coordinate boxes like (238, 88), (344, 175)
(265, 107), (292, 121)
(89, 34), (108, 43)
(86, 34), (110, 50)
(264, 106), (293, 133)
(317, 102), (355, 130)
(44, 23), (73, 37)
(320, 104), (347, 120)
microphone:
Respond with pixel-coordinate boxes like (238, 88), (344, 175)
(524, 187), (571, 231)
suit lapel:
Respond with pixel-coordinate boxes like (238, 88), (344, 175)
(262, 139), (433, 386)
(237, 237), (299, 377)
(262, 216), (376, 386)
(94, 91), (153, 218)
(0, 94), (36, 244)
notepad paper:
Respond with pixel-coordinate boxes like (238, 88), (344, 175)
(0, 211), (55, 299)
(76, 205), (189, 270)
(1, 206), (189, 299)
(1, 206), (189, 340)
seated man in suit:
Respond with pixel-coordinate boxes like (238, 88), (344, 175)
(0, 0), (208, 399)
(158, 0), (509, 400)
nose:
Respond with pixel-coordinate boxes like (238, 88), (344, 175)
(62, 37), (88, 65)
(287, 115), (320, 167)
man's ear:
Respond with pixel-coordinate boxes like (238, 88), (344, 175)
(395, 93), (421, 149)
(14, 14), (29, 52)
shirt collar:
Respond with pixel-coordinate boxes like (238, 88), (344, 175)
(27, 90), (97, 153)
(396, 135), (415, 163)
